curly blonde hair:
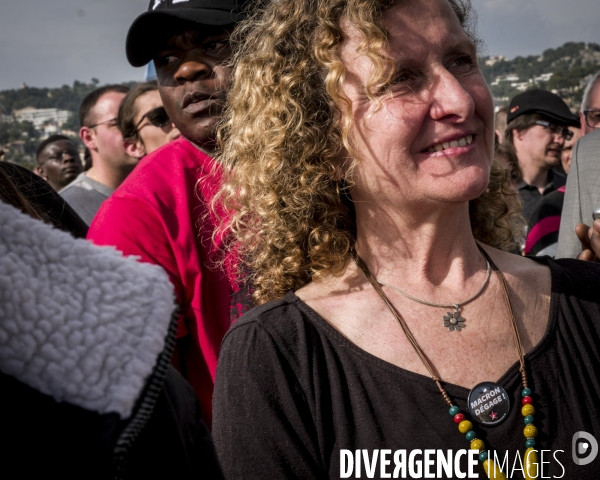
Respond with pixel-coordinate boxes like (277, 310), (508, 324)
(215, 0), (525, 305)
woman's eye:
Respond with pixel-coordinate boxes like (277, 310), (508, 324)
(377, 70), (414, 96)
(450, 55), (475, 71)
(392, 73), (409, 84)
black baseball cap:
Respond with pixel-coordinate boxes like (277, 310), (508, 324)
(507, 89), (580, 128)
(126, 0), (247, 67)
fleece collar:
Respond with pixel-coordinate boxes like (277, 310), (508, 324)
(0, 201), (176, 418)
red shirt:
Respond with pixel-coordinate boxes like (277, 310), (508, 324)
(88, 137), (231, 427)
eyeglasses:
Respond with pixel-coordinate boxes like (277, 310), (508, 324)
(582, 110), (600, 129)
(88, 117), (118, 129)
(135, 106), (171, 131)
(533, 121), (574, 140)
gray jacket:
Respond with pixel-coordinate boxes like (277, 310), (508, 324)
(556, 128), (600, 258)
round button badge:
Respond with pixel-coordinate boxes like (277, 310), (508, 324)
(467, 382), (511, 426)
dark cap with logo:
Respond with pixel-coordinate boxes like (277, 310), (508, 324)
(507, 89), (580, 128)
(126, 0), (247, 67)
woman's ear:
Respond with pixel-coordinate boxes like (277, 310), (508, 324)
(123, 139), (146, 159)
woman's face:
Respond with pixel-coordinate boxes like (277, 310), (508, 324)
(133, 90), (180, 155)
(341, 0), (494, 212)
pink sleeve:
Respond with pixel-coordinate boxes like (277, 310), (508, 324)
(88, 196), (188, 337)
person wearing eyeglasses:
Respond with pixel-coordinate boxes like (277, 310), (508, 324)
(34, 135), (83, 191)
(579, 71), (600, 137)
(524, 127), (582, 257)
(556, 71), (600, 260)
(87, 0), (253, 429)
(503, 89), (580, 226)
(60, 85), (135, 225)
(118, 82), (181, 159)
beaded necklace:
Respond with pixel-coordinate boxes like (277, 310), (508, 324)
(353, 245), (540, 480)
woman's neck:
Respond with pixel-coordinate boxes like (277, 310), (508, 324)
(353, 200), (486, 298)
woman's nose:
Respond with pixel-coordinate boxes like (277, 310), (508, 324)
(428, 69), (475, 123)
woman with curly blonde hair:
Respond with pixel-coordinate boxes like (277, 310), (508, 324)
(213, 0), (600, 478)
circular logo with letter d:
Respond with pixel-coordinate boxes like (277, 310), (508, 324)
(572, 431), (598, 466)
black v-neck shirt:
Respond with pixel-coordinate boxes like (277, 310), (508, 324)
(213, 257), (600, 479)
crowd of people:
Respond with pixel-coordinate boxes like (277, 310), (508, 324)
(1, 0), (600, 478)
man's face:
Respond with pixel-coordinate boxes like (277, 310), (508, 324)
(561, 126), (581, 174)
(37, 139), (82, 191)
(87, 92), (136, 169)
(514, 119), (566, 171)
(154, 28), (233, 149)
(580, 82), (600, 136)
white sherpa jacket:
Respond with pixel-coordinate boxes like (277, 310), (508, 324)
(0, 199), (176, 418)
(0, 201), (223, 479)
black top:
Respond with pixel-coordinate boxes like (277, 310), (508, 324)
(518, 169), (566, 224)
(525, 188), (565, 256)
(213, 257), (600, 479)
(1, 366), (224, 479)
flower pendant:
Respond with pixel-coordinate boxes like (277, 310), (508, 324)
(443, 305), (465, 332)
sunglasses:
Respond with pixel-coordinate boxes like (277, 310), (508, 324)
(135, 106), (171, 131)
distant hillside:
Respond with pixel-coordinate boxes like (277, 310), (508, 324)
(0, 80), (100, 117)
(0, 79), (140, 116)
(0, 80), (138, 169)
(480, 42), (600, 107)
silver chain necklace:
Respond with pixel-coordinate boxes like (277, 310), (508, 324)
(377, 257), (491, 332)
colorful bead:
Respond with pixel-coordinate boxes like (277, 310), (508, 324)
(522, 396), (533, 405)
(483, 459), (508, 479)
(524, 447), (539, 480)
(524, 425), (538, 438)
(454, 413), (465, 424)
(449, 406), (460, 416)
(524, 415), (534, 425)
(458, 420), (473, 434)
(522, 388), (532, 397)
(521, 404), (535, 416)
(471, 439), (485, 451)
(466, 430), (477, 441)
(479, 451), (489, 462)
(525, 439), (536, 448)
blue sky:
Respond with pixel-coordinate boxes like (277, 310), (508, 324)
(0, 0), (598, 91)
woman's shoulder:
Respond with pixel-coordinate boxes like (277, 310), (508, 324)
(223, 291), (324, 353)
(493, 244), (600, 301)
(543, 257), (600, 300)
(218, 291), (340, 393)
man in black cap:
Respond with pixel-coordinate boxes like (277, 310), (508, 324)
(124, 0), (245, 150)
(504, 89), (580, 223)
(88, 0), (251, 428)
